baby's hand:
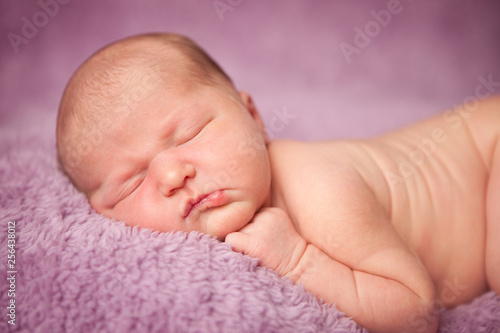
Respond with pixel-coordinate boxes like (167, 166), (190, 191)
(225, 207), (307, 277)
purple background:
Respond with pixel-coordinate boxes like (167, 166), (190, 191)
(1, 0), (500, 140)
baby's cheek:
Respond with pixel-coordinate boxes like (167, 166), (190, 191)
(115, 191), (160, 230)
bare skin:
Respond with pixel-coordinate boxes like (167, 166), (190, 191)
(227, 96), (500, 332)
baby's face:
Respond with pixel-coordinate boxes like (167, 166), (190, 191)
(85, 83), (271, 240)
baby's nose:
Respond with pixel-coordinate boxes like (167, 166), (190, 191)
(153, 158), (196, 196)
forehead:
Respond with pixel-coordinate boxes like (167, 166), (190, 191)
(79, 82), (202, 170)
(92, 78), (240, 149)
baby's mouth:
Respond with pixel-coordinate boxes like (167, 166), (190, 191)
(183, 190), (227, 218)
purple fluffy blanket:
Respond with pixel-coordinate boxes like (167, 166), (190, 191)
(1, 119), (499, 332)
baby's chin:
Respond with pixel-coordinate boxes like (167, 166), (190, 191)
(205, 202), (256, 241)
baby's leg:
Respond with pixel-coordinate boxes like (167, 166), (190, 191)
(486, 136), (500, 294)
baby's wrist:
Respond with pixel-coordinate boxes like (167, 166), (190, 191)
(284, 244), (319, 284)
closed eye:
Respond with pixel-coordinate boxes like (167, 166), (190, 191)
(175, 118), (211, 146)
(115, 172), (147, 203)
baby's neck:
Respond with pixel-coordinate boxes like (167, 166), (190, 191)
(266, 141), (288, 213)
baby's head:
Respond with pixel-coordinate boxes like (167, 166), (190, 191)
(56, 33), (271, 240)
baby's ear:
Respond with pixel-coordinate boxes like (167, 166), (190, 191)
(239, 91), (269, 144)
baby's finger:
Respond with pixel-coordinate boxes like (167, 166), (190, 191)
(225, 232), (250, 254)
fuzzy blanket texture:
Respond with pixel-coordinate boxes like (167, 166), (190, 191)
(1, 120), (500, 333)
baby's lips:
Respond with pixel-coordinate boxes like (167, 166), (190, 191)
(183, 190), (227, 218)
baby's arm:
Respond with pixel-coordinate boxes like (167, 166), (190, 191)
(287, 242), (437, 333)
(227, 204), (437, 333)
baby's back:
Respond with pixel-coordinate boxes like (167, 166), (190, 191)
(270, 97), (500, 307)
(364, 104), (494, 305)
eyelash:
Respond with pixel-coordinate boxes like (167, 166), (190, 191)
(176, 125), (205, 147)
(120, 173), (147, 201)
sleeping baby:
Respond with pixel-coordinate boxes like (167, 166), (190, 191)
(56, 33), (500, 333)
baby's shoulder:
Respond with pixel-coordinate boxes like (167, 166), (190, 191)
(268, 139), (387, 190)
(267, 139), (358, 182)
(268, 139), (396, 261)
(268, 139), (388, 222)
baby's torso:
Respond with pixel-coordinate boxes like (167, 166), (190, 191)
(269, 108), (496, 306)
